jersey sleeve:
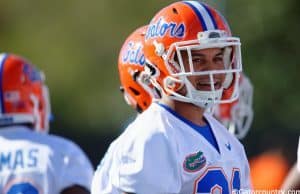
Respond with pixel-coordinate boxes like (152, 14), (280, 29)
(111, 131), (181, 194)
(239, 145), (252, 190)
(57, 141), (94, 192)
(91, 140), (121, 194)
(297, 136), (300, 172)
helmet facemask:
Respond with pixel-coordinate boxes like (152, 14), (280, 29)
(157, 30), (242, 108)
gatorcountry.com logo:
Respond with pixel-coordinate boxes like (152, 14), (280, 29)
(145, 17), (185, 39)
(183, 150), (206, 172)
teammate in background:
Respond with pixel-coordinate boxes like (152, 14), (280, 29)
(92, 1), (251, 194)
(0, 54), (93, 194)
(118, 25), (160, 113)
(214, 73), (253, 139)
(250, 150), (289, 190)
(281, 137), (300, 191)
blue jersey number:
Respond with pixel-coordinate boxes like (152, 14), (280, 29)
(7, 182), (39, 194)
(194, 168), (240, 194)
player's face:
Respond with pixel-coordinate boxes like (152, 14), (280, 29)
(181, 48), (226, 91)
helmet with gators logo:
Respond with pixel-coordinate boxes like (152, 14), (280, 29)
(118, 26), (160, 112)
(144, 1), (242, 108)
(0, 53), (51, 133)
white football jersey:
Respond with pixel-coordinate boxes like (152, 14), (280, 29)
(92, 103), (251, 194)
(0, 126), (93, 194)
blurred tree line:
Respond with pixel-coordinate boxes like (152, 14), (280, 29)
(0, 0), (298, 167)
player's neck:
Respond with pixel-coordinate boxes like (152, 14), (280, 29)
(160, 97), (207, 126)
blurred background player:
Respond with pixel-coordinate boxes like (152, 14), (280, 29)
(250, 150), (289, 190)
(0, 53), (93, 194)
(92, 1), (251, 194)
(214, 73), (253, 139)
(281, 137), (300, 191)
(118, 25), (160, 113)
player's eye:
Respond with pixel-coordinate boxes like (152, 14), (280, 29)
(192, 57), (205, 64)
(214, 55), (224, 65)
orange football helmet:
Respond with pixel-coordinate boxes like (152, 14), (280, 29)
(0, 53), (51, 133)
(144, 1), (242, 108)
(214, 73), (253, 139)
(118, 26), (160, 113)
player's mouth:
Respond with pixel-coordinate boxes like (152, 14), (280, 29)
(196, 80), (222, 91)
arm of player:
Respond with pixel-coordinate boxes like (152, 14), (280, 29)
(240, 145), (252, 190)
(297, 136), (300, 172)
(281, 163), (300, 191)
(281, 137), (300, 191)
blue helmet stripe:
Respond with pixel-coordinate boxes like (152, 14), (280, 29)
(183, 1), (216, 30)
(200, 2), (218, 29)
(183, 1), (207, 31)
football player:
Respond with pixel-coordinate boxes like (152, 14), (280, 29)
(281, 137), (300, 191)
(214, 73), (254, 139)
(0, 54), (93, 194)
(92, 1), (251, 194)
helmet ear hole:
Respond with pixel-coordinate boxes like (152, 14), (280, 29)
(172, 8), (179, 14)
(129, 87), (140, 96)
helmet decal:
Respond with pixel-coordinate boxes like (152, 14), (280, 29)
(146, 17), (185, 40)
(121, 41), (145, 66)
